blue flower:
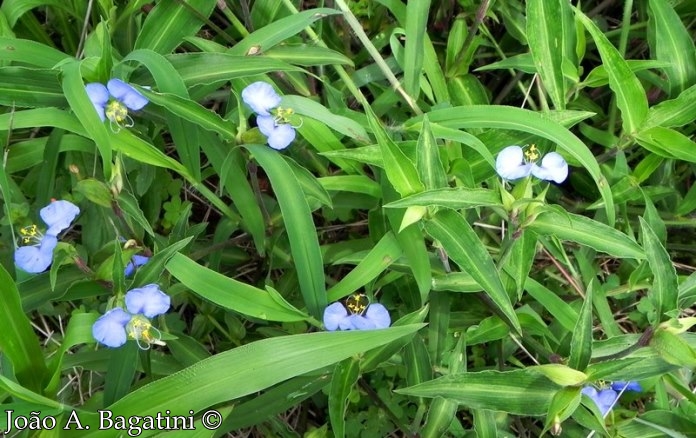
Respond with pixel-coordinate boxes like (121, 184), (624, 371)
(323, 296), (391, 331)
(257, 115), (296, 150)
(92, 284), (170, 349)
(495, 145), (568, 183)
(241, 81), (297, 149)
(85, 79), (148, 129)
(610, 381), (642, 392)
(125, 284), (170, 318)
(92, 308), (132, 348)
(582, 386), (618, 416)
(241, 81), (281, 116)
(40, 200), (80, 236)
(14, 235), (57, 274)
(124, 254), (149, 277)
(14, 200), (79, 273)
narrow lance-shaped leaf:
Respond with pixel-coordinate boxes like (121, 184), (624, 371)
(527, 0), (568, 109)
(396, 369), (559, 416)
(403, 0), (430, 100)
(647, 0), (696, 96)
(245, 144), (327, 319)
(366, 106), (424, 197)
(575, 8), (648, 134)
(568, 280), (594, 371)
(0, 264), (47, 393)
(640, 217), (678, 324)
(526, 208), (645, 259)
(328, 358), (360, 438)
(416, 115), (448, 190)
(425, 209), (521, 334)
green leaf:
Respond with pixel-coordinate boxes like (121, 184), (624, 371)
(134, 0), (217, 54)
(264, 45), (354, 66)
(0, 36), (70, 67)
(526, 0), (571, 109)
(650, 329), (696, 368)
(328, 358), (360, 438)
(647, 0), (696, 96)
(416, 116), (448, 190)
(396, 369), (559, 416)
(105, 326), (424, 419)
(641, 217), (678, 324)
(410, 105), (614, 225)
(245, 144), (327, 319)
(140, 89), (236, 140)
(327, 232), (402, 302)
(282, 95), (369, 141)
(366, 107), (424, 197)
(635, 126), (696, 163)
(421, 397), (459, 438)
(74, 179), (112, 208)
(403, 0), (430, 100)
(568, 280), (594, 371)
(384, 187), (501, 209)
(644, 83), (696, 128)
(0, 67), (66, 108)
(229, 8), (341, 55)
(0, 264), (47, 393)
(166, 253), (308, 322)
(132, 237), (193, 287)
(425, 209), (521, 334)
(159, 53), (303, 87)
(531, 364), (587, 386)
(526, 208), (645, 259)
(575, 8), (648, 134)
(103, 343), (138, 406)
(61, 59), (112, 178)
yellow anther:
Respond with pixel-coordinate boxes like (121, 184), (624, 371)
(19, 225), (40, 244)
(274, 107), (295, 124)
(345, 293), (369, 315)
(105, 101), (129, 124)
(126, 315), (163, 349)
(524, 144), (540, 162)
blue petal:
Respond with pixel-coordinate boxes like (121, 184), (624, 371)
(242, 82), (281, 116)
(349, 314), (376, 330)
(611, 381), (642, 392)
(40, 200), (80, 236)
(85, 83), (108, 121)
(125, 284), (171, 318)
(365, 303), (391, 329)
(92, 308), (131, 348)
(124, 255), (150, 277)
(107, 79), (148, 111)
(323, 302), (349, 331)
(530, 152), (568, 183)
(256, 115), (276, 136)
(267, 124), (296, 150)
(14, 235), (57, 273)
(495, 146), (532, 180)
(596, 389), (618, 415)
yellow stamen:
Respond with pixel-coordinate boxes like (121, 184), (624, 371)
(345, 293), (369, 315)
(524, 144), (540, 162)
(19, 225), (39, 244)
(105, 101), (129, 124)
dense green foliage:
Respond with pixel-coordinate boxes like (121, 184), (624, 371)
(1, 0), (696, 436)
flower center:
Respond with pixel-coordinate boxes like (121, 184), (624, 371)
(345, 293), (369, 315)
(273, 107), (295, 125)
(19, 224), (42, 244)
(105, 100), (129, 124)
(126, 315), (163, 349)
(524, 144), (540, 163)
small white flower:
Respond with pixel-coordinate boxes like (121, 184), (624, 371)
(241, 82), (282, 116)
(531, 152), (568, 184)
(495, 145), (532, 180)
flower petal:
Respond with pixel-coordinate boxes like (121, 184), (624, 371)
(125, 284), (171, 318)
(495, 145), (532, 180)
(611, 381), (642, 392)
(14, 235), (57, 274)
(85, 83), (109, 121)
(349, 314), (377, 330)
(124, 254), (150, 277)
(266, 124), (296, 150)
(107, 79), (148, 111)
(364, 303), (391, 329)
(242, 81), (281, 116)
(40, 200), (80, 236)
(531, 152), (568, 183)
(323, 302), (349, 331)
(596, 389), (618, 415)
(92, 308), (131, 348)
